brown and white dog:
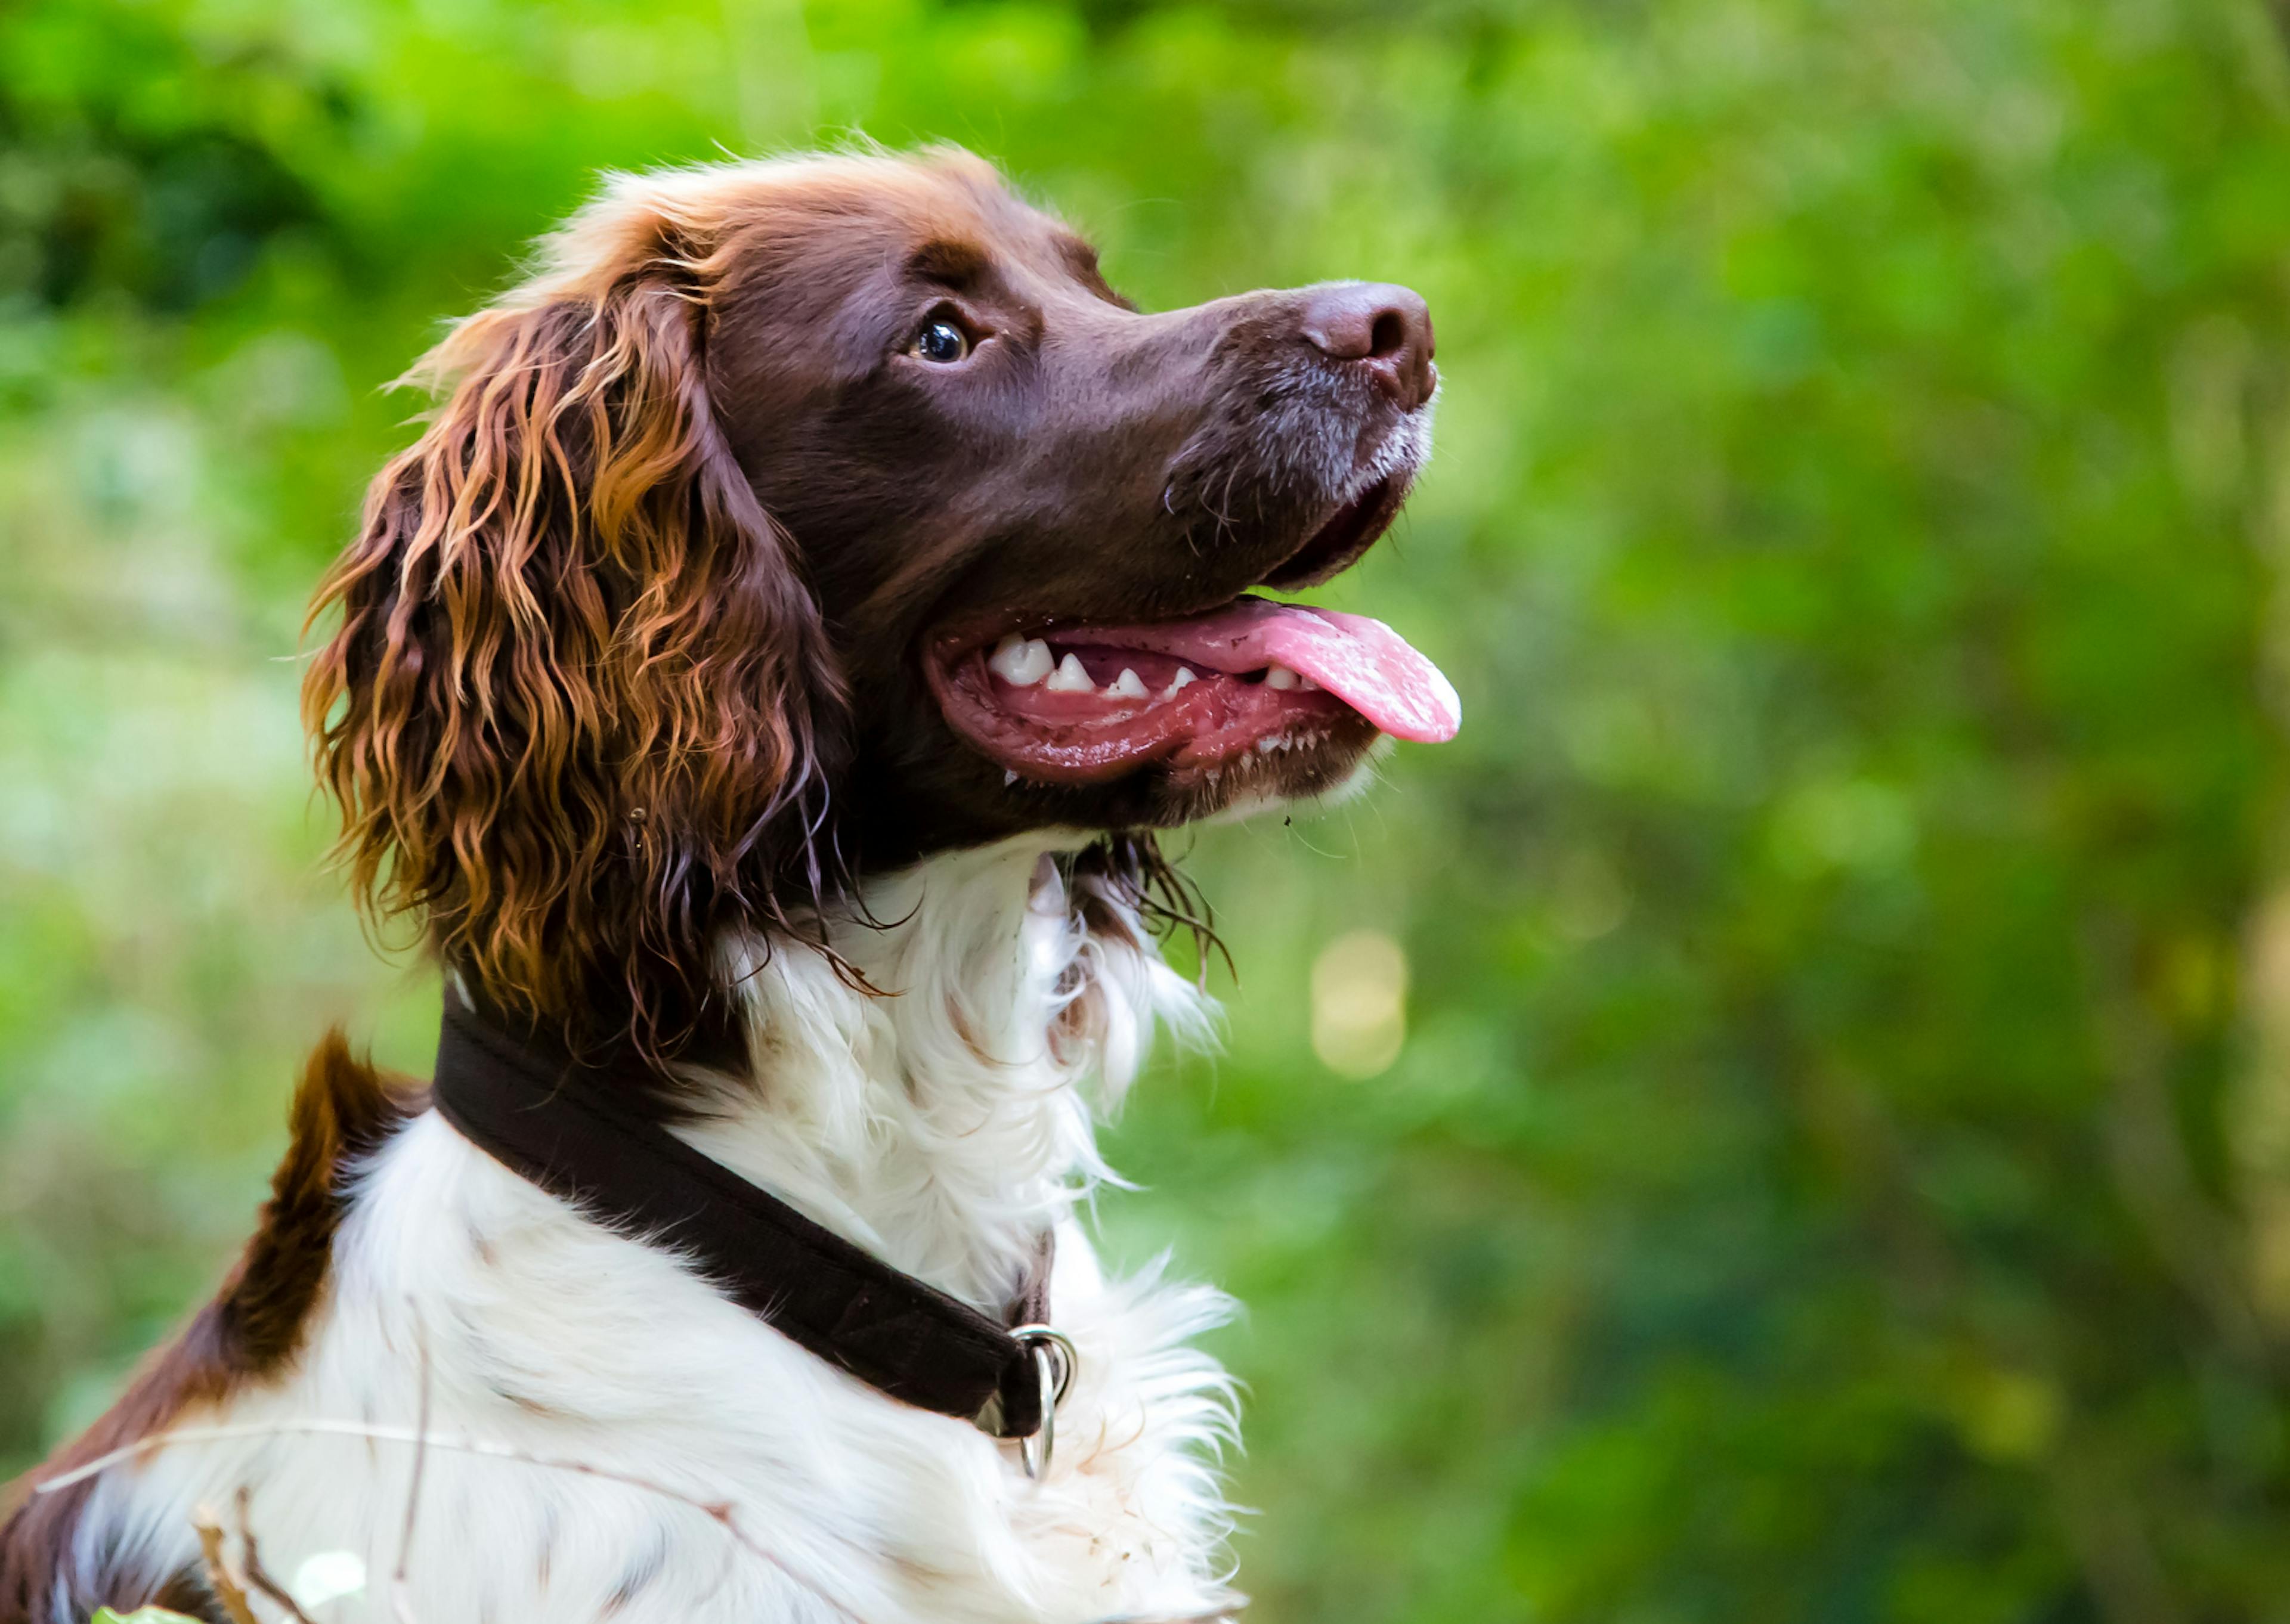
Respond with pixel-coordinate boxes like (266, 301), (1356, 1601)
(0, 148), (1456, 1624)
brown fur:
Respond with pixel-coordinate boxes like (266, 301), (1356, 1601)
(0, 1036), (423, 1624)
(5, 144), (1432, 1619)
(302, 199), (849, 1068)
(297, 151), (1421, 1074)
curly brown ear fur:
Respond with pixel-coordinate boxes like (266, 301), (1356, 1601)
(303, 200), (844, 1061)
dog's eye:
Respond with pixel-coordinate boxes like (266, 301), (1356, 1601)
(911, 319), (971, 364)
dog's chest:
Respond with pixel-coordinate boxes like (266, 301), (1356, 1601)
(79, 846), (1239, 1620)
(130, 1114), (1238, 1624)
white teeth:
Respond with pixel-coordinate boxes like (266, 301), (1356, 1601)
(1164, 667), (1197, 698)
(1107, 668), (1149, 699)
(1298, 675), (1320, 691)
(1045, 652), (1096, 693)
(1264, 664), (1301, 690)
(989, 634), (1054, 686)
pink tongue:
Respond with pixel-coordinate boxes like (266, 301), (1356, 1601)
(1086, 596), (1461, 743)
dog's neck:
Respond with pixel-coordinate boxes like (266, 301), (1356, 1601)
(672, 836), (1208, 1313)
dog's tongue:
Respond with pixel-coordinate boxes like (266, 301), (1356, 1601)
(1094, 595), (1462, 742)
(1254, 603), (1462, 742)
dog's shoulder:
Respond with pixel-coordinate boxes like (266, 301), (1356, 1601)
(0, 1033), (425, 1623)
(221, 1031), (429, 1371)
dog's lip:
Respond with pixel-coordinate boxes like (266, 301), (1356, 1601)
(1255, 470), (1407, 592)
(929, 465), (1415, 664)
(923, 596), (1459, 785)
(923, 640), (1362, 785)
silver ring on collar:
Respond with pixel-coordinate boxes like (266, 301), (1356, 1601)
(1009, 1324), (1076, 1480)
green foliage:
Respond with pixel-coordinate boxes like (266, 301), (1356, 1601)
(8, 1), (2290, 1619)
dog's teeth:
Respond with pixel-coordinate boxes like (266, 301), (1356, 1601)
(1264, 664), (1301, 690)
(1004, 769), (1020, 786)
(989, 635), (1054, 686)
(1107, 668), (1149, 699)
(1257, 736), (1280, 754)
(1298, 675), (1320, 692)
(1045, 652), (1096, 693)
(1163, 667), (1197, 699)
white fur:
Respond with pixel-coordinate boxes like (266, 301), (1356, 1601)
(73, 838), (1240, 1623)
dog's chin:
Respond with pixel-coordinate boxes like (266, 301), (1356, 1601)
(1173, 723), (1388, 825)
(930, 714), (1383, 844)
(1123, 710), (1386, 826)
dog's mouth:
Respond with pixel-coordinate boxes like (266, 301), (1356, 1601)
(924, 476), (1460, 787)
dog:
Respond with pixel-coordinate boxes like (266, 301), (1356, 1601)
(0, 147), (1456, 1624)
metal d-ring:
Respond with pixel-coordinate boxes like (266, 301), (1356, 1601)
(1008, 1324), (1076, 1480)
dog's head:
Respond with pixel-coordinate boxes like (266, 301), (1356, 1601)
(305, 148), (1456, 1053)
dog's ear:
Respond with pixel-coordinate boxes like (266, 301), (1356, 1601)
(303, 227), (843, 1059)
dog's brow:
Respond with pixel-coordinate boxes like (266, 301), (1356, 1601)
(905, 237), (992, 287)
(1053, 233), (1136, 312)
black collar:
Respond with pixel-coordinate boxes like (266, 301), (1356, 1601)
(429, 994), (1056, 1440)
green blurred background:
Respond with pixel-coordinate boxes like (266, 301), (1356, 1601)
(9, 1), (2290, 1619)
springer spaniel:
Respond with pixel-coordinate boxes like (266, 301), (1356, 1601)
(0, 148), (1456, 1624)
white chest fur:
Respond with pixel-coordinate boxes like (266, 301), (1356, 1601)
(82, 840), (1240, 1624)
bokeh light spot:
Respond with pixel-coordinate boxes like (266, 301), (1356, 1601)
(1311, 929), (1409, 1079)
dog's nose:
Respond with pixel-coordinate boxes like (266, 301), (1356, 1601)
(1301, 282), (1437, 411)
